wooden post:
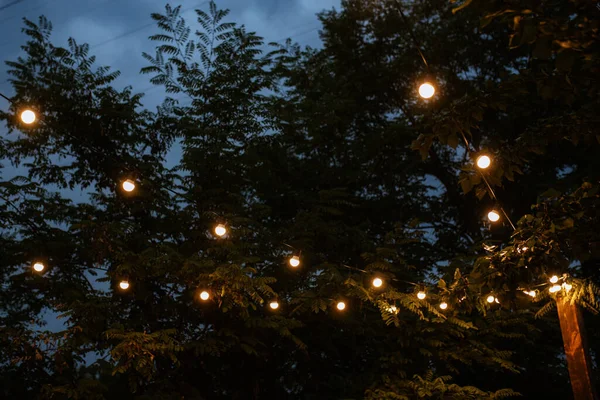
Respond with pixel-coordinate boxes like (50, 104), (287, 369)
(556, 298), (598, 400)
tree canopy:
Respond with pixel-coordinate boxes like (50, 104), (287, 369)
(0, 0), (599, 398)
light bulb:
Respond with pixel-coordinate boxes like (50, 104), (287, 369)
(476, 155), (491, 169)
(20, 109), (36, 124)
(122, 179), (136, 192)
(549, 275), (559, 284)
(119, 280), (130, 290)
(388, 305), (398, 314)
(336, 301), (346, 311)
(487, 210), (500, 222)
(289, 256), (300, 268)
(527, 290), (537, 298)
(417, 291), (426, 300)
(439, 302), (448, 310)
(562, 282), (572, 292)
(200, 291), (210, 301)
(214, 224), (227, 237)
(418, 82), (435, 99)
(33, 262), (45, 272)
(549, 284), (561, 293)
(487, 295), (495, 303)
(372, 277), (383, 288)
(269, 301), (279, 310)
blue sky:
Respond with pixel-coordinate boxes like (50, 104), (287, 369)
(0, 0), (341, 108)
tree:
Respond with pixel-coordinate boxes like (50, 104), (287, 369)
(0, 0), (598, 399)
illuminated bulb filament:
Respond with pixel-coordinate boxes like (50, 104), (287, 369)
(33, 262), (45, 272)
(417, 291), (427, 300)
(549, 275), (559, 284)
(336, 301), (346, 311)
(214, 224), (227, 237)
(372, 277), (383, 288)
(269, 301), (279, 310)
(418, 82), (435, 99)
(439, 302), (448, 310)
(289, 256), (300, 268)
(476, 155), (491, 169)
(122, 179), (136, 192)
(119, 280), (130, 290)
(487, 210), (500, 222)
(200, 291), (210, 301)
(20, 109), (36, 124)
(487, 295), (495, 303)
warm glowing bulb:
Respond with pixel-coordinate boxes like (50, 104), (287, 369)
(417, 291), (426, 300)
(269, 301), (279, 310)
(476, 155), (491, 169)
(549, 275), (559, 284)
(418, 82), (435, 99)
(563, 282), (572, 292)
(372, 277), (383, 288)
(289, 256), (300, 268)
(527, 291), (537, 298)
(33, 262), (45, 272)
(119, 280), (130, 290)
(200, 291), (210, 301)
(487, 210), (500, 222)
(388, 305), (398, 313)
(336, 301), (346, 311)
(487, 295), (495, 303)
(20, 109), (36, 124)
(122, 179), (135, 192)
(214, 224), (227, 237)
(439, 302), (448, 310)
(549, 284), (561, 293)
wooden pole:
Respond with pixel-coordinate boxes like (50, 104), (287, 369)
(556, 298), (598, 400)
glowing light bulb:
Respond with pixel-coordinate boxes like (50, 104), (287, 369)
(289, 256), (300, 268)
(417, 291), (427, 300)
(439, 302), (448, 310)
(372, 277), (383, 288)
(476, 155), (491, 169)
(527, 291), (537, 298)
(418, 82), (435, 99)
(549, 275), (559, 284)
(122, 179), (135, 192)
(119, 280), (130, 290)
(549, 284), (561, 293)
(487, 210), (500, 222)
(214, 224), (227, 237)
(200, 291), (210, 301)
(562, 282), (572, 292)
(487, 295), (495, 303)
(336, 301), (346, 311)
(20, 109), (36, 124)
(269, 301), (279, 310)
(33, 262), (45, 272)
(388, 305), (398, 314)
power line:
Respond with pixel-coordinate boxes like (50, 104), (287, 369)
(0, 0), (25, 12)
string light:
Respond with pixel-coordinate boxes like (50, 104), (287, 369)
(417, 291), (427, 300)
(20, 109), (36, 124)
(119, 280), (130, 290)
(549, 284), (561, 293)
(487, 210), (500, 222)
(122, 179), (136, 192)
(336, 301), (346, 311)
(562, 282), (572, 292)
(372, 277), (383, 288)
(486, 295), (495, 303)
(418, 82), (435, 99)
(388, 305), (398, 314)
(549, 275), (559, 284)
(199, 291), (210, 301)
(33, 262), (45, 272)
(289, 256), (300, 268)
(269, 301), (279, 310)
(214, 224), (227, 237)
(476, 155), (491, 169)
(526, 290), (537, 298)
(439, 302), (448, 310)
